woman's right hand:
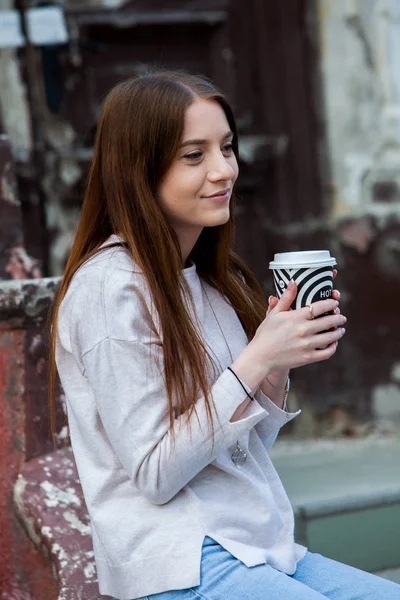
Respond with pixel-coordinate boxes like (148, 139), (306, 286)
(250, 279), (347, 374)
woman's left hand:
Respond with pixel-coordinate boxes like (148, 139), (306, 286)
(261, 269), (341, 404)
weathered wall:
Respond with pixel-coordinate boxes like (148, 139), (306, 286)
(0, 136), (41, 280)
(1, 1), (398, 460)
(316, 0), (400, 430)
(0, 137), (58, 598)
(0, 306), (58, 599)
(0, 29), (32, 161)
(0, 4), (400, 593)
(318, 0), (400, 214)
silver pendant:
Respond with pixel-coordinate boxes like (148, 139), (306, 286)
(231, 441), (247, 465)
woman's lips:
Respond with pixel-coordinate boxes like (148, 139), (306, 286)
(202, 188), (231, 201)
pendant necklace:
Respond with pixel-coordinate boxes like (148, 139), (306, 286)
(200, 281), (248, 466)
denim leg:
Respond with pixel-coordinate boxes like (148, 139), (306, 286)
(187, 537), (327, 600)
(293, 552), (400, 600)
(143, 541), (400, 600)
(144, 537), (327, 600)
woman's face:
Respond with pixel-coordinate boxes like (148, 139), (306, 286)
(158, 98), (239, 255)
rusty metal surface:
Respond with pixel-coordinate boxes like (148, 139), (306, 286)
(0, 329), (24, 596)
(0, 327), (57, 599)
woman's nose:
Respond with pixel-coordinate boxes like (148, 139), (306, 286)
(208, 152), (236, 181)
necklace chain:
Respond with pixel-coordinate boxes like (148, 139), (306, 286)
(200, 280), (248, 466)
(200, 281), (233, 363)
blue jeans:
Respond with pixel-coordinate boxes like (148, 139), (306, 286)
(140, 536), (400, 599)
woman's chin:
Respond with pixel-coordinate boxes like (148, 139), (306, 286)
(203, 208), (230, 227)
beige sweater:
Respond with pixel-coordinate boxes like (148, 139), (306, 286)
(55, 235), (306, 599)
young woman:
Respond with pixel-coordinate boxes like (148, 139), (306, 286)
(50, 71), (399, 600)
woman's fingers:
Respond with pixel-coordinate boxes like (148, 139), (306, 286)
(307, 312), (346, 334)
(311, 326), (346, 349)
(310, 340), (339, 362)
(299, 298), (338, 320)
(268, 283), (341, 315)
(266, 295), (279, 316)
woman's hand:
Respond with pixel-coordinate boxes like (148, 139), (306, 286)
(250, 270), (346, 375)
(229, 270), (346, 405)
(266, 269), (340, 314)
(259, 270), (342, 405)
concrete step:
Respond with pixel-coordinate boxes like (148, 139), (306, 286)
(375, 567), (400, 584)
(270, 436), (400, 579)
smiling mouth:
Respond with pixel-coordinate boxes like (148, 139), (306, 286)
(203, 188), (231, 199)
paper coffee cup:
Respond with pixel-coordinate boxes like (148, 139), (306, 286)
(269, 250), (336, 311)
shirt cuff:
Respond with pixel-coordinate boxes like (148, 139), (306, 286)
(217, 369), (269, 436)
(255, 387), (301, 428)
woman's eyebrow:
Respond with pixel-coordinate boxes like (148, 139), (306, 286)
(180, 130), (233, 149)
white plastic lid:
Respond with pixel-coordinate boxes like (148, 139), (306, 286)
(269, 250), (336, 269)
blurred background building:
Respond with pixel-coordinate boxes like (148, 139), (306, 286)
(1, 0), (400, 597)
(2, 0), (400, 433)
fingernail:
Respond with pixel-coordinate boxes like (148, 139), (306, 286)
(288, 279), (295, 290)
(336, 291), (341, 298)
(334, 301), (339, 307)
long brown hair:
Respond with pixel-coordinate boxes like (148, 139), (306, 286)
(49, 70), (267, 447)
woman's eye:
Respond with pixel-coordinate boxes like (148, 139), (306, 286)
(184, 151), (202, 161)
(222, 143), (233, 153)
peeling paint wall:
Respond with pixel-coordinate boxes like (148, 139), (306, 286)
(14, 447), (109, 599)
(0, 277), (61, 598)
(0, 2), (33, 161)
(0, 324), (58, 599)
(310, 0), (400, 435)
(318, 0), (400, 217)
(0, 137), (42, 279)
(0, 138), (58, 597)
(0, 50), (32, 162)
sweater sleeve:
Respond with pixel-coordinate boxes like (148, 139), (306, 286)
(233, 373), (301, 451)
(81, 338), (267, 505)
(253, 388), (301, 451)
(68, 260), (268, 505)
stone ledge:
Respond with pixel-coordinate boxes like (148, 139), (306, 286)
(0, 277), (60, 322)
(14, 447), (111, 600)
